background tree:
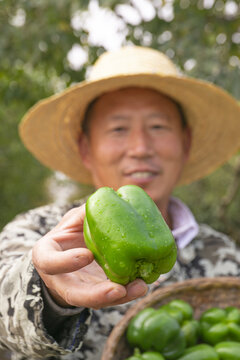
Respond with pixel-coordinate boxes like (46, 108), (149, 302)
(1, 0), (240, 239)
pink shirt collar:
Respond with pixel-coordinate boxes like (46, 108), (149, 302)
(169, 197), (199, 249)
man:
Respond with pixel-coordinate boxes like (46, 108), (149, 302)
(1, 46), (240, 360)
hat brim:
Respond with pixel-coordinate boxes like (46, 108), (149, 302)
(19, 73), (240, 185)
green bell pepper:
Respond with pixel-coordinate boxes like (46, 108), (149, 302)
(200, 306), (240, 345)
(177, 344), (219, 360)
(161, 299), (194, 320)
(181, 319), (200, 347)
(161, 300), (200, 346)
(215, 341), (240, 359)
(125, 348), (165, 360)
(126, 307), (186, 360)
(84, 185), (177, 285)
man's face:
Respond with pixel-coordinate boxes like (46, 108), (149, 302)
(80, 87), (191, 209)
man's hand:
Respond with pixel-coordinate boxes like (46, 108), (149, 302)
(32, 204), (148, 309)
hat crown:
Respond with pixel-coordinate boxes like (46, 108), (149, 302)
(89, 46), (178, 81)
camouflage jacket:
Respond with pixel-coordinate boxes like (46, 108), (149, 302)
(0, 199), (240, 360)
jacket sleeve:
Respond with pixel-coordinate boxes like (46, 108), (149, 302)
(0, 204), (91, 359)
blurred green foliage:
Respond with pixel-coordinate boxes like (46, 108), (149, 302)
(1, 0), (240, 240)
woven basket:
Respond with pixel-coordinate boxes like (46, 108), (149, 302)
(102, 276), (240, 360)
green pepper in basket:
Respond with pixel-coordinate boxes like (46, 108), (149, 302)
(215, 341), (240, 359)
(126, 307), (186, 360)
(177, 344), (219, 360)
(84, 185), (177, 285)
(200, 306), (240, 345)
(161, 299), (194, 321)
(181, 319), (200, 347)
(125, 348), (165, 360)
(161, 299), (200, 346)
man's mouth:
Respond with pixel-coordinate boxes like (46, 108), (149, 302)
(128, 171), (156, 179)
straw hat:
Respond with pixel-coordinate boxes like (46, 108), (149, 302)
(19, 46), (240, 185)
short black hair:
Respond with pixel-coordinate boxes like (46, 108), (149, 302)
(175, 101), (188, 129)
(81, 98), (98, 136)
(81, 94), (188, 135)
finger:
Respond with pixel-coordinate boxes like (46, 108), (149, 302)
(51, 231), (87, 250)
(111, 278), (149, 306)
(56, 278), (128, 308)
(52, 275), (148, 309)
(54, 204), (86, 232)
(33, 244), (94, 274)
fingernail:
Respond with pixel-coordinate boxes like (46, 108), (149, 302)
(130, 283), (148, 299)
(74, 255), (91, 267)
(106, 287), (126, 301)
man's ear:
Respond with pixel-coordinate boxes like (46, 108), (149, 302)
(78, 133), (92, 170)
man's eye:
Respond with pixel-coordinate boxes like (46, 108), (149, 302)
(112, 126), (126, 132)
(151, 124), (165, 129)
(151, 123), (170, 130)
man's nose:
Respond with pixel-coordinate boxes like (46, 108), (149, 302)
(127, 128), (153, 158)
